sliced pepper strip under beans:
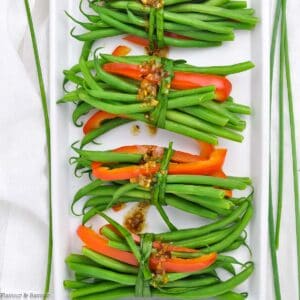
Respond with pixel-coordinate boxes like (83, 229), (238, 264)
(112, 45), (131, 56)
(91, 149), (226, 180)
(78, 225), (217, 273)
(102, 62), (232, 101)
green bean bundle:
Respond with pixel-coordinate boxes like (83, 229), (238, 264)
(68, 0), (258, 51)
(64, 205), (253, 299)
(59, 49), (253, 146)
(70, 142), (253, 231)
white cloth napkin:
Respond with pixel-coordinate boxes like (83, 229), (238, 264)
(0, 0), (299, 299)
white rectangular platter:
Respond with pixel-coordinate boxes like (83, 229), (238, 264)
(50, 1), (270, 299)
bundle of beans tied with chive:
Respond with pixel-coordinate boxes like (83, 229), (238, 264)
(64, 204), (254, 300)
(59, 49), (253, 146)
(70, 141), (253, 231)
(68, 0), (258, 50)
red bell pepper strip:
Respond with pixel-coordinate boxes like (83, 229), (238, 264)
(112, 45), (131, 56)
(150, 252), (217, 273)
(77, 225), (138, 266)
(83, 111), (118, 134)
(123, 35), (149, 47)
(102, 62), (231, 101)
(80, 225), (216, 273)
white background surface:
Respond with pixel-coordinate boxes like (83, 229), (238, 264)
(0, 0), (299, 299)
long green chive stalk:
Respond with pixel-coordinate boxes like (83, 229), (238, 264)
(282, 0), (300, 294)
(268, 0), (282, 298)
(24, 1), (52, 299)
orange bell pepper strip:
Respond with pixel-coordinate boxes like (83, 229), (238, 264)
(198, 141), (215, 159)
(92, 162), (160, 181)
(123, 35), (150, 47)
(77, 225), (138, 266)
(100, 224), (198, 253)
(102, 62), (231, 101)
(112, 145), (206, 163)
(149, 252), (217, 273)
(112, 45), (131, 56)
(168, 149), (227, 175)
(79, 225), (217, 273)
(91, 149), (226, 180)
(83, 111), (119, 134)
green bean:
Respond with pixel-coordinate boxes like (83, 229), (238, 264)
(57, 89), (81, 104)
(178, 194), (234, 212)
(222, 237), (245, 252)
(201, 101), (242, 125)
(101, 226), (124, 243)
(65, 11), (106, 31)
(209, 21), (254, 30)
(180, 106), (229, 127)
(72, 102), (93, 127)
(73, 146), (142, 163)
(166, 194), (218, 219)
(72, 180), (103, 215)
(156, 8), (165, 48)
(98, 8), (148, 39)
(64, 280), (93, 289)
(63, 71), (85, 87)
(94, 62), (138, 93)
(173, 226), (235, 248)
(79, 92), (153, 114)
(226, 121), (246, 132)
(111, 183), (139, 206)
(167, 4), (258, 25)
(166, 110), (243, 142)
(66, 254), (98, 266)
(79, 0), (100, 23)
(202, 202), (253, 253)
(165, 120), (218, 144)
(174, 61), (254, 75)
(127, 9), (148, 27)
(169, 86), (215, 98)
(165, 36), (222, 47)
(168, 92), (215, 109)
(174, 30), (234, 42)
(70, 27), (121, 42)
(82, 247), (138, 274)
(153, 263), (254, 298)
(87, 89), (137, 102)
(163, 11), (233, 34)
(155, 201), (248, 241)
(71, 282), (122, 299)
(164, 276), (219, 288)
(82, 206), (107, 224)
(72, 287), (134, 300)
(91, 4), (147, 28)
(80, 57), (101, 91)
(167, 175), (247, 189)
(67, 263), (137, 285)
(100, 54), (149, 64)
(221, 101), (251, 114)
(206, 0), (229, 5)
(166, 184), (225, 199)
(223, 1), (247, 9)
(227, 176), (252, 184)
(217, 291), (247, 300)
(109, 240), (132, 251)
(108, 1), (150, 13)
(80, 118), (132, 148)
